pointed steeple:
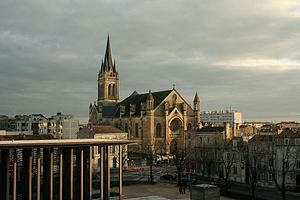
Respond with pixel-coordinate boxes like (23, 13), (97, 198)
(103, 34), (114, 72)
(193, 92), (200, 111)
(193, 92), (200, 103)
(100, 60), (104, 74)
(147, 89), (154, 100)
(147, 89), (154, 111)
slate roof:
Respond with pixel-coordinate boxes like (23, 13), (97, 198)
(114, 89), (173, 117)
(102, 105), (118, 118)
(196, 126), (224, 133)
(248, 134), (275, 143)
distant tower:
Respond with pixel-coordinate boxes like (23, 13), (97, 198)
(193, 92), (201, 128)
(98, 35), (120, 105)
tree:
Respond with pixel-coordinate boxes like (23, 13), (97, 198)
(170, 140), (186, 186)
(269, 145), (294, 200)
(246, 141), (259, 200)
(268, 131), (300, 200)
(217, 139), (236, 192)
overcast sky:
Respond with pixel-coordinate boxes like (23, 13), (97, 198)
(1, 0), (300, 123)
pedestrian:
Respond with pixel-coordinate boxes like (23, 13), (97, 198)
(178, 186), (182, 194)
(183, 186), (186, 194)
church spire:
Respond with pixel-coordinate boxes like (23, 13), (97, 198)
(103, 34), (114, 72)
(193, 92), (200, 111)
(193, 92), (200, 103)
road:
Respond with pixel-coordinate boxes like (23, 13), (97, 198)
(102, 165), (300, 200)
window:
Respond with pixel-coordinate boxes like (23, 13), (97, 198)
(112, 84), (115, 96)
(156, 123), (162, 138)
(187, 132), (191, 139)
(187, 123), (192, 130)
(295, 138), (300, 145)
(268, 173), (272, 181)
(296, 161), (300, 169)
(135, 123), (139, 137)
(284, 138), (289, 145)
(261, 173), (265, 181)
(108, 84), (111, 96)
(170, 119), (180, 132)
(233, 166), (237, 174)
(125, 123), (128, 133)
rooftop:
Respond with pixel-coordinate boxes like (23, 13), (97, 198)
(0, 138), (134, 148)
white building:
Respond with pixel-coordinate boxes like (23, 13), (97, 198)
(201, 110), (242, 136)
(78, 125), (128, 169)
(1, 113), (78, 137)
(201, 110), (242, 126)
(48, 112), (78, 138)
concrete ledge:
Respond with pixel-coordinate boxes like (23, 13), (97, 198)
(191, 184), (220, 200)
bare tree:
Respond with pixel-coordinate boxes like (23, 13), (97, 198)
(246, 142), (259, 200)
(170, 140), (186, 186)
(269, 145), (294, 200)
(217, 139), (236, 192)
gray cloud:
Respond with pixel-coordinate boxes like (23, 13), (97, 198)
(1, 0), (300, 123)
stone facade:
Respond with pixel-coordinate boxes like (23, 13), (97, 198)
(89, 36), (201, 155)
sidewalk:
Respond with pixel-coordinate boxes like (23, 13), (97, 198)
(120, 182), (234, 200)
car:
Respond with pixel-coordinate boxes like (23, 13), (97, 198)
(211, 178), (230, 189)
(160, 174), (177, 181)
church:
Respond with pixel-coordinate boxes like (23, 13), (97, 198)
(89, 36), (201, 155)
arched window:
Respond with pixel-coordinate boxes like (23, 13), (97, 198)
(170, 118), (181, 134)
(111, 84), (116, 96)
(108, 84), (111, 96)
(156, 123), (162, 138)
(187, 123), (192, 130)
(135, 123), (139, 137)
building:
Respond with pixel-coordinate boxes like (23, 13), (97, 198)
(193, 126), (225, 177)
(247, 131), (300, 189)
(78, 125), (128, 169)
(200, 110), (242, 136)
(48, 112), (79, 139)
(0, 113), (79, 138)
(200, 110), (242, 126)
(89, 36), (201, 155)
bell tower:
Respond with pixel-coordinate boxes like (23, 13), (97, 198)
(98, 35), (120, 105)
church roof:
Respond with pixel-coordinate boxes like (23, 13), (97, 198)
(102, 105), (118, 118)
(117, 89), (173, 117)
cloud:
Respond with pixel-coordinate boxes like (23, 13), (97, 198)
(0, 0), (300, 123)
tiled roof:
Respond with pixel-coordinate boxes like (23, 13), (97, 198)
(91, 125), (125, 134)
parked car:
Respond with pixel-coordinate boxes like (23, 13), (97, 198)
(211, 178), (230, 189)
(160, 174), (177, 180)
(181, 176), (197, 187)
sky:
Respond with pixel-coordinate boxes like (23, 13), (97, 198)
(1, 0), (300, 123)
